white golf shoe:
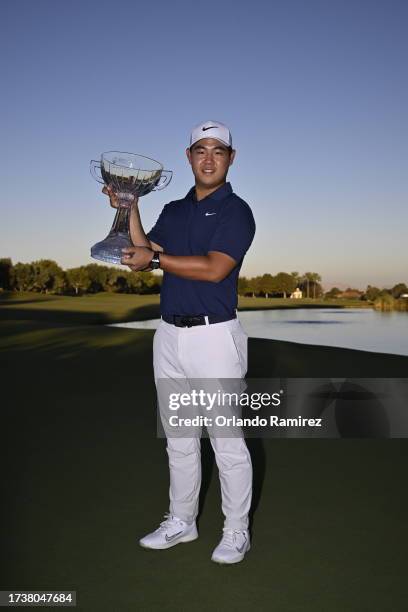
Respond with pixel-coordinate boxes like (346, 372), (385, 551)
(139, 513), (198, 550)
(211, 528), (251, 564)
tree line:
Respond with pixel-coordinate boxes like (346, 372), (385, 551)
(238, 271), (323, 298)
(240, 275), (408, 301)
(0, 258), (406, 300)
(324, 284), (408, 301)
(0, 260), (322, 298)
(0, 258), (161, 295)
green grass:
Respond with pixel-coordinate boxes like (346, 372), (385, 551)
(0, 291), (161, 324)
(0, 291), (370, 311)
(1, 292), (407, 611)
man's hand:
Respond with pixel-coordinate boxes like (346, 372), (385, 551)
(121, 246), (153, 271)
(102, 184), (139, 209)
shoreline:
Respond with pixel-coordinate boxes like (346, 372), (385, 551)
(1, 292), (407, 375)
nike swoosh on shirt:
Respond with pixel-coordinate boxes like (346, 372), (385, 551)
(205, 212), (216, 216)
(165, 531), (183, 541)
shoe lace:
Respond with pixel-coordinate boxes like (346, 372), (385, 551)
(221, 528), (240, 548)
(158, 513), (181, 532)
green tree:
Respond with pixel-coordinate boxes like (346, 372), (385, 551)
(138, 271), (162, 294)
(0, 258), (13, 290)
(363, 285), (380, 301)
(258, 274), (275, 298)
(325, 287), (341, 298)
(127, 271), (145, 293)
(238, 276), (251, 296)
(85, 264), (111, 292)
(391, 283), (408, 299)
(274, 272), (296, 298)
(300, 272), (322, 299)
(66, 266), (92, 295)
(290, 271), (301, 288)
(247, 276), (262, 297)
(31, 259), (65, 293)
(12, 262), (34, 291)
(300, 272), (311, 298)
(53, 271), (68, 294)
(374, 293), (395, 311)
(106, 268), (129, 293)
(309, 272), (322, 299)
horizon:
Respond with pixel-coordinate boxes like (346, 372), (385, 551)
(1, 0), (407, 287)
(2, 256), (405, 293)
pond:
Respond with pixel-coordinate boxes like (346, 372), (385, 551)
(110, 308), (408, 357)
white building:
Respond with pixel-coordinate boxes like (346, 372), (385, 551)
(290, 287), (303, 299)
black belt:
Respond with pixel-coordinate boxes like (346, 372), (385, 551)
(162, 313), (236, 328)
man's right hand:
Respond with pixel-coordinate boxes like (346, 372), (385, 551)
(102, 184), (139, 209)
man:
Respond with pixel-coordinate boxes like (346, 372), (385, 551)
(104, 120), (255, 564)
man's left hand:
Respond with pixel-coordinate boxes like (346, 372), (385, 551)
(121, 246), (153, 271)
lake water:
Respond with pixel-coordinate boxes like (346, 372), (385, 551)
(110, 308), (408, 357)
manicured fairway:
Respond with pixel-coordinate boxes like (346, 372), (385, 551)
(1, 293), (407, 611)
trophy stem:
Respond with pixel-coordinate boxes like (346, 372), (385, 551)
(109, 204), (131, 237)
(90, 201), (133, 265)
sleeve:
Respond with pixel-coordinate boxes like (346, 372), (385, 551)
(208, 201), (256, 263)
(146, 203), (169, 249)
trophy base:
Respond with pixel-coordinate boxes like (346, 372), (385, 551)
(91, 232), (133, 265)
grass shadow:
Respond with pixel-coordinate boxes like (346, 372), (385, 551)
(0, 293), (59, 305)
(117, 303), (161, 322)
(247, 337), (408, 377)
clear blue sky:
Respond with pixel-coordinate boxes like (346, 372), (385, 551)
(1, 0), (407, 289)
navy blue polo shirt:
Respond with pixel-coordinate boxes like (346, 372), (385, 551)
(147, 182), (255, 317)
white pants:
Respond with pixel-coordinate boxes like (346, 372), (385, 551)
(153, 318), (253, 530)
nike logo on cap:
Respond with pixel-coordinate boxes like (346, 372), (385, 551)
(202, 126), (218, 131)
(205, 212), (216, 216)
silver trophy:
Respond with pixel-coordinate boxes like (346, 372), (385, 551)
(90, 151), (172, 264)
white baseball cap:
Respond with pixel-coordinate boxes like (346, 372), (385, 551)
(189, 120), (232, 148)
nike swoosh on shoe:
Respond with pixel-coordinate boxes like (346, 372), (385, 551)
(165, 531), (183, 542)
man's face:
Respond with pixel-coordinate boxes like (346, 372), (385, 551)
(186, 138), (235, 189)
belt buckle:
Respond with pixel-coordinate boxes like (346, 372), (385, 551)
(174, 315), (204, 327)
(184, 315), (203, 327)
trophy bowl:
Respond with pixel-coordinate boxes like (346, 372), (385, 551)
(90, 151), (172, 264)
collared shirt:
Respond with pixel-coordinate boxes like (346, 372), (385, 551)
(147, 182), (255, 317)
